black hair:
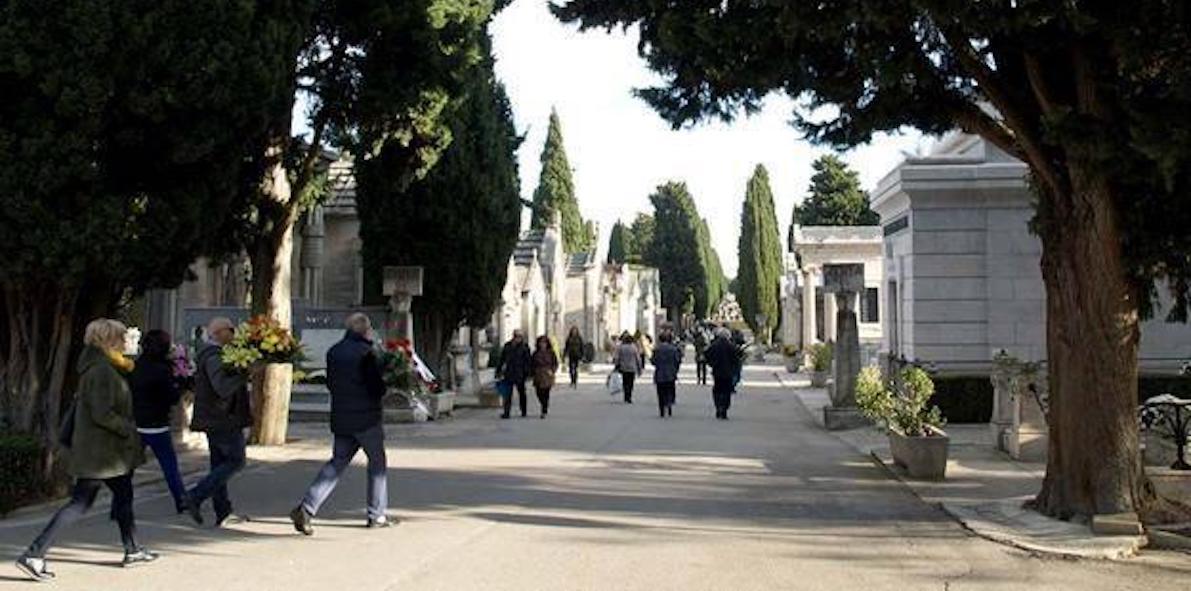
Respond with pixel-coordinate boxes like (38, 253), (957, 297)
(141, 329), (172, 359)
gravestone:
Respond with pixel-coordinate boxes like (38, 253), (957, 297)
(822, 263), (868, 431)
(384, 266), (423, 349)
(300, 328), (343, 370)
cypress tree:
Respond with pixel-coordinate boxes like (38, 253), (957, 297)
(790, 155), (879, 239)
(530, 110), (592, 253)
(356, 34), (522, 374)
(649, 182), (719, 320)
(738, 165), (783, 342)
(628, 213), (656, 265)
(607, 222), (630, 264)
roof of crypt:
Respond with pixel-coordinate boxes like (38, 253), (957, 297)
(566, 251), (597, 274)
(512, 229), (548, 266)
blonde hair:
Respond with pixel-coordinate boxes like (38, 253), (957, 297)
(84, 318), (128, 350)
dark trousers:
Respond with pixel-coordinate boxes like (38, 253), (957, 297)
(696, 360), (708, 384)
(28, 473), (136, 558)
(141, 431), (185, 509)
(189, 428), (246, 519)
(713, 379), (734, 413)
(502, 380), (528, 416)
(621, 371), (636, 402)
(568, 358), (580, 387)
(301, 424), (387, 521)
(536, 386), (552, 415)
(656, 381), (676, 416)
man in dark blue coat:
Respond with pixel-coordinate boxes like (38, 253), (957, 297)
(704, 328), (742, 420)
(290, 313), (389, 535)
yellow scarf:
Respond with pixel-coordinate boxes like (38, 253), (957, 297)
(106, 349), (135, 374)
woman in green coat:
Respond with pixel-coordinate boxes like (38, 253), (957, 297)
(17, 319), (157, 582)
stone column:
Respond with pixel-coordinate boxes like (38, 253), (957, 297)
(821, 263), (867, 431)
(823, 286), (838, 342)
(989, 351), (1016, 452)
(299, 206), (326, 306)
(801, 267), (817, 352)
(383, 266), (424, 349)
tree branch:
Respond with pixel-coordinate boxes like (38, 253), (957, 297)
(1024, 53), (1061, 117)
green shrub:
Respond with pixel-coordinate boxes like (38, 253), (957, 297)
(0, 432), (48, 515)
(808, 342), (833, 372)
(931, 376), (994, 423)
(855, 366), (945, 436)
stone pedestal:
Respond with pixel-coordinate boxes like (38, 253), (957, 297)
(992, 352), (1049, 462)
(823, 406), (869, 431)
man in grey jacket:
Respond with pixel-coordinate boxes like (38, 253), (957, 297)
(650, 331), (682, 417)
(183, 317), (251, 527)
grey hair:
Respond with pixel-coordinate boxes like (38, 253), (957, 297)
(345, 312), (372, 335)
(714, 327), (731, 339)
(206, 317), (235, 335)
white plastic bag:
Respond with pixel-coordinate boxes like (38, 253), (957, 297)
(605, 371), (623, 395)
(411, 398), (431, 422)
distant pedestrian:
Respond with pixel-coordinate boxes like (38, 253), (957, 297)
(704, 328), (742, 420)
(17, 320), (157, 582)
(183, 317), (251, 527)
(693, 325), (710, 385)
(532, 335), (560, 418)
(497, 329), (533, 418)
(290, 313), (390, 535)
(651, 331), (683, 418)
(635, 331), (653, 370)
(614, 332), (642, 403)
(128, 330), (186, 514)
(564, 326), (584, 389)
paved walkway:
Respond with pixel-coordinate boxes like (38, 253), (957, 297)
(1, 366), (1188, 590)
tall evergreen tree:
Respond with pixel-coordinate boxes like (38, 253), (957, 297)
(738, 165), (783, 343)
(649, 182), (719, 320)
(791, 155), (879, 243)
(356, 33), (521, 376)
(699, 219), (727, 316)
(555, 0), (1191, 520)
(0, 1), (297, 473)
(607, 222), (630, 264)
(530, 110), (592, 253)
(628, 213), (656, 265)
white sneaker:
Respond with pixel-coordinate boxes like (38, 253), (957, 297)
(16, 555), (54, 581)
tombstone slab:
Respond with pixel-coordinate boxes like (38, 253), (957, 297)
(823, 264), (864, 410)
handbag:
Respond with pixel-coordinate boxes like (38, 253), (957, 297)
(57, 401), (77, 449)
(495, 379), (513, 399)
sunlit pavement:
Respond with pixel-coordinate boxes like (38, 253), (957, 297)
(1, 365), (1187, 590)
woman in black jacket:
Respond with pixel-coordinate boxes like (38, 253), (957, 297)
(128, 330), (186, 513)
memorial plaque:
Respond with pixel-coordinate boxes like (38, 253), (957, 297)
(383, 266), (424, 296)
(300, 328), (342, 369)
(822, 263), (865, 294)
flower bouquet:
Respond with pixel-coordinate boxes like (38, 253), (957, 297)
(379, 339), (440, 418)
(220, 315), (306, 371)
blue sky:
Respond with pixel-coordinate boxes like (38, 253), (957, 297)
(491, 1), (931, 276)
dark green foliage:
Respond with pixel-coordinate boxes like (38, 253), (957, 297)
(553, 0), (1191, 321)
(649, 182), (722, 319)
(607, 222), (630, 264)
(356, 33), (521, 368)
(791, 155), (879, 236)
(1138, 375), (1191, 404)
(0, 1), (298, 442)
(628, 213), (656, 265)
(930, 377), (994, 424)
(737, 165), (783, 340)
(530, 110), (593, 253)
(0, 432), (50, 515)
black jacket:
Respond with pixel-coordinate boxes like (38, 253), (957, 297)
(327, 331), (386, 435)
(129, 355), (182, 430)
(564, 335), (584, 362)
(498, 340), (533, 383)
(704, 337), (741, 383)
(190, 343), (251, 432)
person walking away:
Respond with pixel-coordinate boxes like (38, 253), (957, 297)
(651, 331), (682, 417)
(183, 317), (251, 527)
(532, 335), (560, 418)
(704, 328), (742, 420)
(290, 313), (390, 535)
(693, 325), (710, 386)
(564, 326), (584, 389)
(497, 330), (533, 418)
(128, 330), (187, 514)
(614, 332), (642, 403)
(17, 320), (157, 581)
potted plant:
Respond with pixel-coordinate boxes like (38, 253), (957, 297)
(856, 365), (949, 480)
(782, 345), (801, 373)
(808, 342), (833, 387)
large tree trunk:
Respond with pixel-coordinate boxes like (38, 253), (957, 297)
(248, 144), (298, 446)
(1032, 170), (1151, 520)
(0, 281), (106, 484)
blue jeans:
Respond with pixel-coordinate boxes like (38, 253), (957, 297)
(140, 431), (186, 509)
(301, 424), (388, 521)
(189, 429), (246, 519)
